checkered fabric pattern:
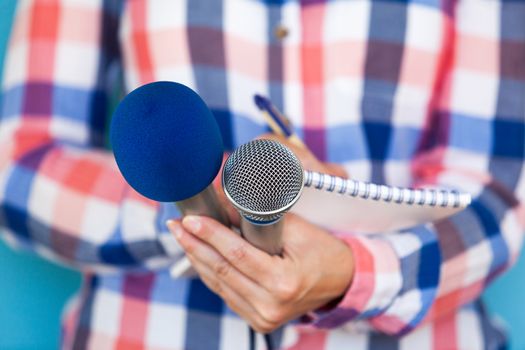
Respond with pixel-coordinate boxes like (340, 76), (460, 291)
(1, 0), (524, 349)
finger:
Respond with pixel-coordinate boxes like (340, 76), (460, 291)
(173, 227), (277, 332)
(181, 216), (276, 284)
(195, 254), (305, 333)
(189, 255), (262, 325)
(168, 221), (269, 304)
(256, 133), (286, 143)
(325, 162), (349, 178)
(194, 261), (276, 333)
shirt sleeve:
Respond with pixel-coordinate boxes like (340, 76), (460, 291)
(309, 1), (525, 335)
(0, 0), (183, 272)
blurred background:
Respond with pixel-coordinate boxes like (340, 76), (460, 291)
(0, 1), (524, 349)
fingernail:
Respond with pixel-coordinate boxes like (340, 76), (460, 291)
(166, 219), (175, 230)
(174, 226), (183, 240)
(183, 216), (201, 233)
(166, 220), (183, 239)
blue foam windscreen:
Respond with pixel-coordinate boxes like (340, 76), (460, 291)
(110, 81), (224, 202)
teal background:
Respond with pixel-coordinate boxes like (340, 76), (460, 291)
(0, 1), (82, 349)
(0, 1), (524, 349)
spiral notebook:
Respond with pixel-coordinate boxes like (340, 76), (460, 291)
(254, 95), (471, 234)
(291, 171), (471, 233)
(170, 172), (471, 277)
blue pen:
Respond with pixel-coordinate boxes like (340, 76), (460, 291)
(253, 94), (305, 147)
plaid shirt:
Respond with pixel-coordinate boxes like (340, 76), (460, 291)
(1, 0), (524, 349)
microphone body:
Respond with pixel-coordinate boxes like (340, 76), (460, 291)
(222, 140), (473, 256)
(175, 184), (229, 224)
(239, 219), (284, 256)
(110, 81), (229, 275)
(222, 139), (304, 255)
(170, 184), (229, 276)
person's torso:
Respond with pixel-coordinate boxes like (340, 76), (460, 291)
(63, 271), (505, 350)
(64, 1), (506, 349)
(119, 0), (448, 187)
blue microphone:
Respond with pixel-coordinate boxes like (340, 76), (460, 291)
(111, 81), (230, 271)
(111, 81), (223, 201)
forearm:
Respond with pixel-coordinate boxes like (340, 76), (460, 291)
(310, 169), (524, 335)
(0, 132), (183, 272)
(0, 0), (184, 272)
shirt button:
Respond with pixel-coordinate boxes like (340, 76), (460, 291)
(274, 24), (289, 40)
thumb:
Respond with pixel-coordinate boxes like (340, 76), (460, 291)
(324, 163), (349, 179)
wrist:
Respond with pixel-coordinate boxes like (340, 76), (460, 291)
(308, 236), (355, 316)
(329, 237), (355, 300)
(310, 232), (355, 305)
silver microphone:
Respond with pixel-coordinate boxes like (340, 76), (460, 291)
(222, 139), (304, 255)
(221, 140), (473, 260)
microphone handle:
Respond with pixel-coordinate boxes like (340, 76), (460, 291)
(176, 184), (230, 225)
(240, 218), (283, 256)
(170, 185), (230, 278)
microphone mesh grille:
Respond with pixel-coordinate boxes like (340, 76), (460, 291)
(223, 139), (303, 221)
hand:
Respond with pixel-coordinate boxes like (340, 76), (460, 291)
(167, 214), (354, 333)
